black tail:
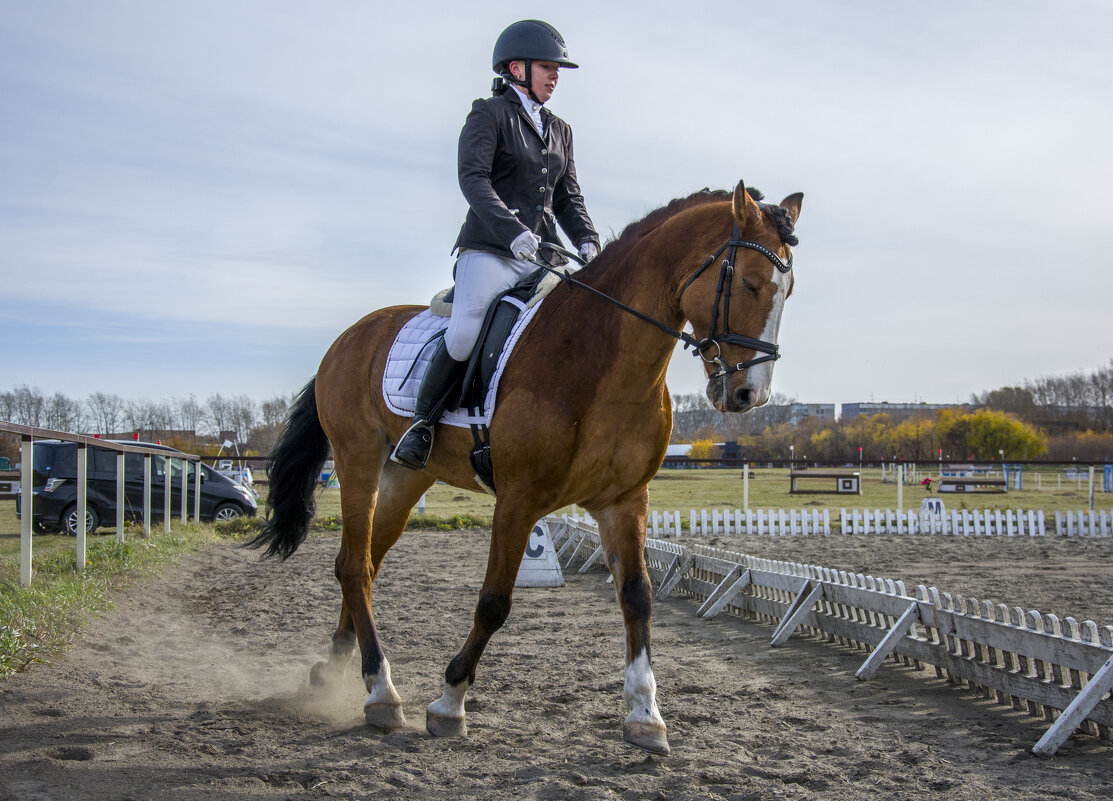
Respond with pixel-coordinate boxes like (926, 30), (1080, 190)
(247, 378), (330, 560)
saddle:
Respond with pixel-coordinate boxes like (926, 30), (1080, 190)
(443, 267), (553, 494)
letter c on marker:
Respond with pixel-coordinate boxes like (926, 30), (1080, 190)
(525, 525), (545, 558)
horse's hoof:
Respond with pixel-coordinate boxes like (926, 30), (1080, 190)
(365, 702), (407, 732)
(623, 721), (671, 755)
(426, 710), (468, 738)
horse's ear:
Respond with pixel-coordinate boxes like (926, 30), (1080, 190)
(779, 193), (804, 224)
(732, 181), (763, 232)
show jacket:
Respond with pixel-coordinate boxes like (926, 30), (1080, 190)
(453, 87), (599, 260)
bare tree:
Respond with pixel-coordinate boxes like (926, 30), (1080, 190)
(6, 385), (47, 427)
(0, 390), (16, 424)
(205, 394), (234, 439)
(259, 395), (290, 429)
(126, 399), (175, 434)
(87, 392), (127, 435)
(44, 392), (86, 432)
(228, 395), (258, 443)
(174, 395), (205, 435)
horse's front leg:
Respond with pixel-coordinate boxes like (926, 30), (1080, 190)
(596, 493), (670, 755)
(426, 504), (533, 737)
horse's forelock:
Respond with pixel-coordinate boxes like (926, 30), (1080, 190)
(760, 204), (799, 247)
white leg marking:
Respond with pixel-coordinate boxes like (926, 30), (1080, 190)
(623, 649), (665, 729)
(364, 657), (402, 707)
(428, 680), (470, 721)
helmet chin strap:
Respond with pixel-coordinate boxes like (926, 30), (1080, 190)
(506, 59), (542, 104)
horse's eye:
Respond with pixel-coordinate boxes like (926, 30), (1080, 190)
(741, 278), (758, 295)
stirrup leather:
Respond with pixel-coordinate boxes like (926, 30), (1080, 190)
(390, 420), (435, 470)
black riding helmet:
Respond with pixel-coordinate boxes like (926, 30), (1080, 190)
(491, 20), (578, 101)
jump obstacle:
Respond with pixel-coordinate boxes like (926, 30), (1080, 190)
(545, 514), (1113, 756)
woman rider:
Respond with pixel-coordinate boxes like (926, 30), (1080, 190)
(391, 19), (601, 469)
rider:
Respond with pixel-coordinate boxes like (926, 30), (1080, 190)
(391, 19), (601, 470)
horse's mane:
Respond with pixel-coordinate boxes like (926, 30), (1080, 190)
(592, 187), (798, 271)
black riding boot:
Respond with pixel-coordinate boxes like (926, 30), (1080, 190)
(390, 341), (466, 470)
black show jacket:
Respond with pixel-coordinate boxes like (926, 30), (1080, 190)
(453, 87), (599, 259)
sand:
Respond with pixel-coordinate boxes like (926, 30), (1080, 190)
(2, 528), (1111, 800)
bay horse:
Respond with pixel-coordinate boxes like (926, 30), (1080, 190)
(253, 181), (802, 755)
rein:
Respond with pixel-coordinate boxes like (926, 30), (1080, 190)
(537, 225), (791, 379)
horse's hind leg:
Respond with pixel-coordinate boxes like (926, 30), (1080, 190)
(331, 438), (434, 731)
(595, 489), (670, 755)
(426, 501), (534, 738)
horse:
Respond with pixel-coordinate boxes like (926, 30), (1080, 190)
(252, 181), (802, 755)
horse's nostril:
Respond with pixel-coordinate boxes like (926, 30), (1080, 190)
(734, 386), (752, 408)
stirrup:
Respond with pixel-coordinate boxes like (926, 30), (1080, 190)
(390, 420), (435, 470)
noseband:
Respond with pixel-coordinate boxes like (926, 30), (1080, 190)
(679, 223), (792, 379)
(537, 226), (792, 378)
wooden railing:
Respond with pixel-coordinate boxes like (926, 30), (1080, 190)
(0, 422), (201, 586)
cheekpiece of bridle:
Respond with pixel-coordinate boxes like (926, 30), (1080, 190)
(679, 222), (792, 380)
(536, 223), (792, 379)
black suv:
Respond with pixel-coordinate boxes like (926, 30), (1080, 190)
(16, 440), (258, 535)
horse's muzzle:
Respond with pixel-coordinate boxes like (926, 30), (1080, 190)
(706, 374), (767, 413)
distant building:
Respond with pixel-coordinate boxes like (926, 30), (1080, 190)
(785, 403), (836, 425)
(840, 402), (974, 422)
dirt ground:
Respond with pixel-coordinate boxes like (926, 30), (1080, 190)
(2, 529), (1112, 801)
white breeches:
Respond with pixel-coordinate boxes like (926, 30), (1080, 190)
(444, 250), (539, 361)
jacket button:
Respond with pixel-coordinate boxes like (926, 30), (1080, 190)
(541, 167), (548, 174)
(541, 148), (547, 155)
(538, 186), (545, 193)
(535, 204), (543, 211)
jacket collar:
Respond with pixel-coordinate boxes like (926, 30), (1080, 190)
(503, 86), (550, 141)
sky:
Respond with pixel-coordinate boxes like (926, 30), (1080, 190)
(2, 0), (1111, 414)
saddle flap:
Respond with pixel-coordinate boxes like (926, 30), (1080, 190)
(458, 268), (548, 413)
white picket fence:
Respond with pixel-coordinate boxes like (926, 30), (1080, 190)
(546, 514), (1113, 756)
(649, 508), (831, 536)
(646, 507), (1112, 537)
(842, 507), (1047, 536)
(1055, 510), (1113, 537)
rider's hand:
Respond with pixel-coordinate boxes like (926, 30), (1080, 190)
(578, 242), (599, 263)
(510, 230), (541, 261)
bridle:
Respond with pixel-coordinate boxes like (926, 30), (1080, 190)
(537, 223), (792, 380)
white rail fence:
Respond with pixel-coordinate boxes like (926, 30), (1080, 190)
(1056, 510), (1113, 538)
(649, 508), (831, 536)
(546, 514), (1113, 756)
(648, 507), (1113, 538)
(1, 421), (202, 586)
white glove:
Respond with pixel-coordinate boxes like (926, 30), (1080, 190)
(510, 230), (541, 261)
(578, 242), (599, 263)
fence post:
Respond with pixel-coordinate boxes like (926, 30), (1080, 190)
(163, 458), (172, 532)
(743, 462), (750, 512)
(19, 437), (33, 586)
(76, 444), (88, 571)
(116, 452), (126, 542)
(143, 455), (152, 538)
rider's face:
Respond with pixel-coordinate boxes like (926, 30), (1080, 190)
(510, 60), (560, 103)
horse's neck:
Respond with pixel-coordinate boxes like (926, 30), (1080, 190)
(542, 209), (725, 388)
(590, 210), (723, 349)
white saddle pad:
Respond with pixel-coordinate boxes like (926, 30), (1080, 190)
(383, 302), (541, 428)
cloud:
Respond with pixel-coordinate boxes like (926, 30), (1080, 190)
(1, 0), (1111, 405)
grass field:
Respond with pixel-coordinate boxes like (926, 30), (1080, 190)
(1, 465), (1109, 679)
(304, 465), (1112, 525)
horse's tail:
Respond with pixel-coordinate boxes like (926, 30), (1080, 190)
(247, 378), (330, 560)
